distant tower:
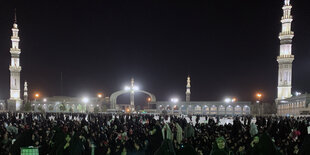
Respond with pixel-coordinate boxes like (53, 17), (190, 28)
(277, 0), (294, 100)
(130, 78), (135, 110)
(186, 76), (191, 102)
(8, 10), (22, 111)
(24, 81), (28, 103)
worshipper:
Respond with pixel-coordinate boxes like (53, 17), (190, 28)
(209, 136), (233, 155)
(0, 112), (309, 155)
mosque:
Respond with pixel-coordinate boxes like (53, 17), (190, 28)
(3, 13), (251, 114)
(3, 0), (309, 115)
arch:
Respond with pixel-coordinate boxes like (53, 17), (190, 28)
(226, 105), (233, 115)
(194, 105), (202, 114)
(243, 105), (250, 115)
(210, 105), (217, 115)
(203, 106), (209, 115)
(218, 105), (225, 115)
(234, 105), (242, 115)
(110, 90), (156, 109)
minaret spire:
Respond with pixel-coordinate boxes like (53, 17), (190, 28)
(8, 11), (22, 111)
(130, 78), (135, 111)
(14, 8), (17, 23)
(277, 0), (294, 100)
(186, 76), (191, 102)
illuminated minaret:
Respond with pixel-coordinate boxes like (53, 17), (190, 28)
(277, 0), (294, 100)
(24, 81), (28, 103)
(130, 78), (135, 110)
(8, 11), (22, 111)
(186, 76), (191, 102)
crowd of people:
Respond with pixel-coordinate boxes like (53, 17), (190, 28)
(0, 112), (309, 155)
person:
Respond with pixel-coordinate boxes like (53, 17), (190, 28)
(210, 136), (233, 155)
(154, 123), (175, 155)
(298, 134), (310, 155)
(249, 123), (258, 137)
(148, 120), (163, 155)
(184, 123), (194, 139)
(248, 133), (281, 155)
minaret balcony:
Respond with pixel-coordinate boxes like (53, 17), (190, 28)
(278, 55), (294, 58)
(281, 18), (293, 23)
(10, 48), (21, 54)
(279, 32), (294, 40)
(9, 66), (22, 72)
(277, 55), (294, 63)
(282, 6), (292, 10)
(11, 36), (20, 40)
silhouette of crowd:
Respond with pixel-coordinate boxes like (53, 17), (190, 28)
(0, 112), (309, 155)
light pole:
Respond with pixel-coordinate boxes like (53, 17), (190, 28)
(34, 93), (40, 102)
(82, 97), (89, 113)
(147, 97), (151, 109)
(256, 93), (262, 115)
(124, 78), (139, 112)
(171, 98), (179, 114)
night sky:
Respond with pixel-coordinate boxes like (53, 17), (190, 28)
(0, 0), (310, 103)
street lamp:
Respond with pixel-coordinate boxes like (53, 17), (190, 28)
(224, 98), (231, 103)
(256, 93), (262, 98)
(256, 93), (263, 115)
(97, 93), (103, 98)
(82, 97), (89, 113)
(224, 97), (237, 103)
(147, 97), (151, 109)
(171, 98), (179, 103)
(34, 93), (40, 102)
(232, 98), (237, 102)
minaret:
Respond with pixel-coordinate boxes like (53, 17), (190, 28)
(24, 81), (28, 103)
(186, 76), (191, 102)
(130, 78), (135, 111)
(277, 0), (294, 100)
(8, 11), (22, 111)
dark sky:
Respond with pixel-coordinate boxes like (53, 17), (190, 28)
(0, 0), (310, 103)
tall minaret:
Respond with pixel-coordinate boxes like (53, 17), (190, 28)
(186, 76), (191, 102)
(24, 81), (28, 103)
(130, 78), (135, 111)
(8, 11), (22, 110)
(277, 0), (294, 100)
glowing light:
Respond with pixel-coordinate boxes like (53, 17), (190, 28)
(35, 93), (40, 98)
(295, 92), (301, 96)
(97, 93), (103, 98)
(43, 98), (47, 102)
(171, 98), (179, 103)
(256, 93), (262, 98)
(125, 108), (130, 113)
(147, 97), (151, 102)
(232, 98), (237, 102)
(124, 86), (130, 91)
(82, 97), (89, 103)
(224, 98), (231, 103)
(133, 86), (139, 91)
